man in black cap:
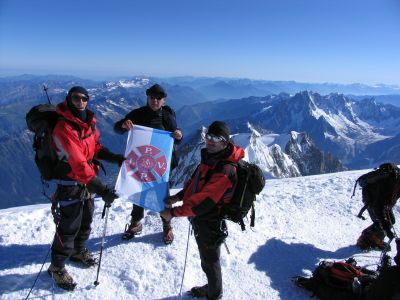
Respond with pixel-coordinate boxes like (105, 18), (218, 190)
(49, 86), (125, 290)
(160, 121), (245, 300)
(114, 83), (182, 244)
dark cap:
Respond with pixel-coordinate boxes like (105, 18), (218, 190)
(146, 84), (167, 98)
(207, 121), (230, 142)
(67, 86), (89, 100)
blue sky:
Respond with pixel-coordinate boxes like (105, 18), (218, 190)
(1, 0), (399, 85)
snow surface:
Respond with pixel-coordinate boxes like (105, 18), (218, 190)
(1, 169), (399, 299)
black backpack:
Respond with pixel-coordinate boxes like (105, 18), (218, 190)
(351, 162), (400, 219)
(210, 160), (265, 230)
(293, 258), (377, 300)
(26, 104), (62, 181)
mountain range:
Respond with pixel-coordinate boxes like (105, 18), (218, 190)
(176, 91), (400, 168)
(0, 75), (399, 209)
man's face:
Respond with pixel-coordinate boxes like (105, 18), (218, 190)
(70, 92), (88, 111)
(204, 133), (227, 153)
(147, 95), (165, 111)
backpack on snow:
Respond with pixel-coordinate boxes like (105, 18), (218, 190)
(205, 160), (265, 231)
(351, 162), (400, 220)
(293, 258), (377, 300)
(26, 103), (95, 181)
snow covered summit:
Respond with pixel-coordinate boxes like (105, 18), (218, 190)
(1, 168), (399, 299)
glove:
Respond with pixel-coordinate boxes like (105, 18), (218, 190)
(87, 176), (118, 206)
(107, 153), (125, 167)
(101, 187), (118, 207)
(98, 148), (126, 167)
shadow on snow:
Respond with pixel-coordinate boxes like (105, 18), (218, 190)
(0, 231), (167, 295)
(248, 237), (362, 299)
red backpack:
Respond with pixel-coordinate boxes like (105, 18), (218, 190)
(293, 258), (377, 300)
(313, 261), (365, 290)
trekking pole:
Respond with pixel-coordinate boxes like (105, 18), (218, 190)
(223, 241), (231, 255)
(94, 204), (110, 286)
(24, 244), (52, 300)
(25, 220), (59, 300)
(43, 85), (52, 104)
(179, 221), (192, 297)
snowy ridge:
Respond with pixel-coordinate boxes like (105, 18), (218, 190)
(105, 78), (150, 91)
(232, 128), (300, 179)
(247, 91), (400, 164)
(172, 126), (343, 187)
(1, 169), (399, 299)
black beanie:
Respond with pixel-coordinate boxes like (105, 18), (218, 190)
(67, 86), (89, 101)
(146, 84), (167, 98)
(66, 86), (89, 122)
(207, 121), (230, 142)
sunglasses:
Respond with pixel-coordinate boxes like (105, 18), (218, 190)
(204, 133), (226, 143)
(149, 95), (164, 101)
(71, 95), (89, 102)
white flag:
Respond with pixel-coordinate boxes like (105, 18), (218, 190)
(115, 125), (174, 212)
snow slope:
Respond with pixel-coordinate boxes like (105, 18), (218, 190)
(1, 169), (399, 299)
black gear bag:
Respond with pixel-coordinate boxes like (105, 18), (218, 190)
(26, 104), (63, 180)
(206, 160), (265, 230)
(351, 162), (400, 220)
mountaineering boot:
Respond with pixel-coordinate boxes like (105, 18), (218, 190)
(70, 248), (98, 267)
(122, 221), (143, 240)
(188, 284), (222, 300)
(163, 224), (174, 245)
(189, 284), (208, 298)
(48, 264), (77, 291)
(357, 234), (390, 251)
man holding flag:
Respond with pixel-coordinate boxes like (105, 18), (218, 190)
(114, 84), (182, 244)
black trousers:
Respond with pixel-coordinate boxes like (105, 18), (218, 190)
(362, 207), (395, 239)
(130, 203), (171, 227)
(51, 185), (94, 268)
(193, 218), (227, 300)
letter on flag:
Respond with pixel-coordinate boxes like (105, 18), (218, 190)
(115, 125), (174, 212)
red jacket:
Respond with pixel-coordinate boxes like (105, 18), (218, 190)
(172, 143), (245, 217)
(52, 100), (103, 184)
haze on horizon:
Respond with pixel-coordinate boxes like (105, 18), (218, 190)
(1, 0), (399, 86)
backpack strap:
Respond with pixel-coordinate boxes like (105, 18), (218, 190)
(203, 161), (250, 229)
(196, 160), (237, 206)
(250, 203), (255, 227)
(204, 160), (237, 199)
(191, 165), (201, 194)
(79, 123), (96, 141)
(58, 117), (96, 141)
(351, 179), (359, 198)
(357, 204), (368, 220)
